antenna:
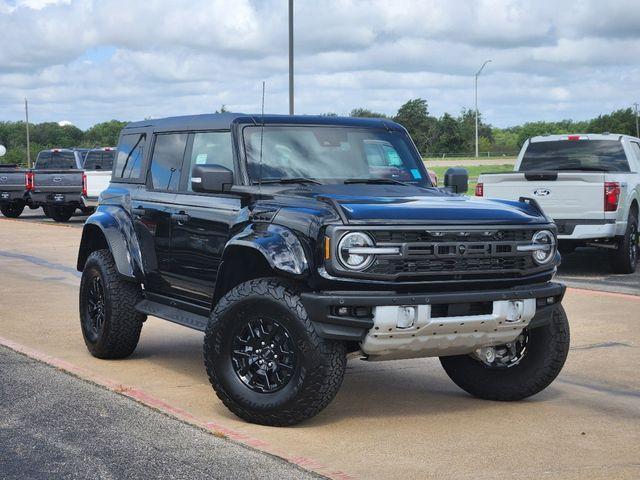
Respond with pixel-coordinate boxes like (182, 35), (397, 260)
(258, 81), (265, 190)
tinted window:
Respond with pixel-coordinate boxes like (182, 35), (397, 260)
(630, 143), (640, 168)
(114, 134), (146, 180)
(521, 140), (630, 172)
(83, 151), (115, 171)
(149, 133), (188, 191)
(187, 131), (233, 192)
(35, 151), (77, 169)
(243, 126), (427, 185)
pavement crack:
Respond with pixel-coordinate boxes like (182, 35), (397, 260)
(571, 341), (634, 350)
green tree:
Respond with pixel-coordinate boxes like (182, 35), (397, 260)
(588, 108), (637, 136)
(83, 120), (128, 147)
(393, 98), (435, 154)
(349, 108), (387, 118)
(458, 108), (493, 152)
(430, 113), (464, 153)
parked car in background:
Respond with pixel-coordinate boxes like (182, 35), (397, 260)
(30, 148), (84, 222)
(76, 113), (569, 426)
(80, 147), (115, 208)
(0, 164), (34, 218)
(477, 134), (640, 273)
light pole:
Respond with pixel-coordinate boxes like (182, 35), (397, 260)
(475, 60), (491, 158)
(634, 103), (639, 138)
(288, 0), (294, 115)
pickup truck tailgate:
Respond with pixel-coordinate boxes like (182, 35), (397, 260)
(33, 170), (83, 192)
(0, 171), (27, 191)
(482, 172), (605, 221)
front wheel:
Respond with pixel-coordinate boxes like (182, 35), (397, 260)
(440, 305), (570, 401)
(0, 201), (25, 218)
(609, 213), (638, 274)
(204, 278), (346, 426)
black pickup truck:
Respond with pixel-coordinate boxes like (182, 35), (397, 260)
(76, 113), (569, 426)
(30, 149), (85, 222)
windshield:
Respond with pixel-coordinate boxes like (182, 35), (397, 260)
(35, 151), (77, 169)
(243, 126), (429, 186)
(521, 140), (630, 172)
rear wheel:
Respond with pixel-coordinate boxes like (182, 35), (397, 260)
(440, 306), (569, 401)
(0, 201), (25, 218)
(48, 205), (75, 222)
(609, 212), (638, 274)
(79, 249), (145, 359)
(203, 278), (346, 426)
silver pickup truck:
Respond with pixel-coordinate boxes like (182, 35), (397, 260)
(30, 149), (85, 222)
(477, 134), (640, 273)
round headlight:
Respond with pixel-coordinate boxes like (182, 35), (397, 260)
(531, 230), (556, 265)
(338, 232), (375, 270)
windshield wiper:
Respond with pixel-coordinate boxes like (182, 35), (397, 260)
(344, 178), (409, 185)
(257, 177), (322, 185)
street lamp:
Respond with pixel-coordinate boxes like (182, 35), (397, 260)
(475, 60), (492, 158)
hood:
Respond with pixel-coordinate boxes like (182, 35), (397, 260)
(260, 184), (546, 225)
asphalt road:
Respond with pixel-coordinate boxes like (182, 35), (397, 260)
(0, 346), (318, 480)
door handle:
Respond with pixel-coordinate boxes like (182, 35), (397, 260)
(171, 212), (190, 223)
(131, 206), (146, 216)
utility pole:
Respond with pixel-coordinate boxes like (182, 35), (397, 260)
(475, 60), (492, 158)
(634, 103), (639, 138)
(288, 0), (294, 115)
(25, 98), (31, 168)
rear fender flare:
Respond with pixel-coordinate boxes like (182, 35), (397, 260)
(224, 224), (309, 276)
(77, 206), (144, 281)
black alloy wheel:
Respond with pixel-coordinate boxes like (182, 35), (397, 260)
(84, 274), (106, 342)
(231, 316), (297, 394)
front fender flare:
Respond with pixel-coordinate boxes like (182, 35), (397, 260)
(77, 206), (144, 281)
(225, 224), (309, 276)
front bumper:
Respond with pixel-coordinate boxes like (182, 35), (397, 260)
(301, 282), (565, 359)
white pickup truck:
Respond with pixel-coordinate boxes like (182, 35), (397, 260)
(477, 134), (640, 273)
(79, 147), (115, 208)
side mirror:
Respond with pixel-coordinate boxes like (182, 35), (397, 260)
(444, 167), (469, 194)
(191, 164), (233, 193)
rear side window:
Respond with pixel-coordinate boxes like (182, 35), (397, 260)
(149, 133), (188, 191)
(521, 140), (630, 172)
(114, 134), (146, 180)
(35, 151), (77, 169)
(83, 151), (115, 171)
(186, 131), (233, 192)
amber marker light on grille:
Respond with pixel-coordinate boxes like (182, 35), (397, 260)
(324, 236), (331, 260)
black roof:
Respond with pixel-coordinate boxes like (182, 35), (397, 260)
(124, 113), (404, 132)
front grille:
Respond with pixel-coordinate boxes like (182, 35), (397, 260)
(334, 227), (543, 281)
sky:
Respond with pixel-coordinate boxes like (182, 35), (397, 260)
(1, 0), (639, 129)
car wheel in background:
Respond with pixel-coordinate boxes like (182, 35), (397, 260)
(0, 201), (25, 218)
(48, 205), (75, 222)
(610, 212), (638, 274)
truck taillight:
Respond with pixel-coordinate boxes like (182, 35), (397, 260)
(604, 182), (620, 212)
(475, 182), (484, 197)
(82, 172), (87, 196)
(25, 171), (34, 191)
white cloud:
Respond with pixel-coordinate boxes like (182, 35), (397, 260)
(0, 0), (639, 128)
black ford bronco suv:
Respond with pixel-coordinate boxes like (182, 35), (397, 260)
(76, 113), (569, 426)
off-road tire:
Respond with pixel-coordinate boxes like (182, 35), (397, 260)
(610, 212), (638, 274)
(0, 201), (25, 218)
(79, 249), (145, 359)
(440, 305), (570, 401)
(49, 205), (75, 222)
(203, 278), (346, 426)
(42, 205), (50, 217)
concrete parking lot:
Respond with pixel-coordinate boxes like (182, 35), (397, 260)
(0, 215), (639, 479)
